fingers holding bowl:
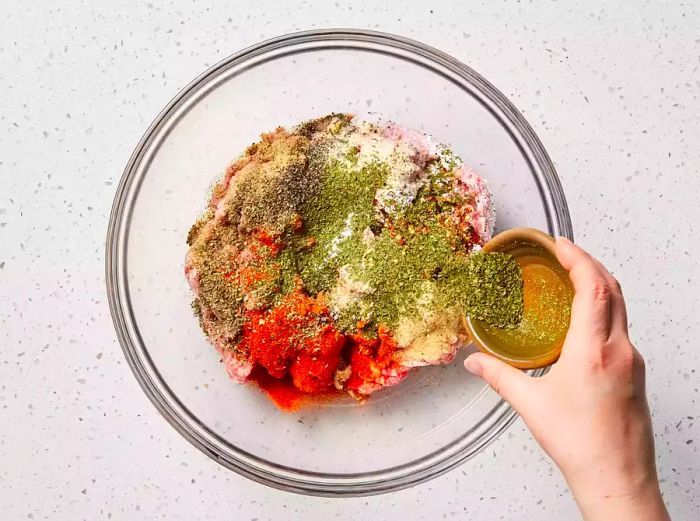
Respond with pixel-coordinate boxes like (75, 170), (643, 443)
(555, 237), (613, 341)
(555, 237), (631, 364)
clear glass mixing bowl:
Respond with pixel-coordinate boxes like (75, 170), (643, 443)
(106, 29), (572, 496)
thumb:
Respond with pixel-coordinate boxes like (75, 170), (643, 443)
(464, 352), (534, 415)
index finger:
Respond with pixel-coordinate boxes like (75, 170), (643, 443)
(590, 256), (629, 338)
(555, 237), (612, 341)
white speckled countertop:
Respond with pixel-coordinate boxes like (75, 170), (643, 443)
(1, 1), (699, 519)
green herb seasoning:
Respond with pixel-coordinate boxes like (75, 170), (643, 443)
(294, 156), (390, 294)
(464, 252), (524, 328)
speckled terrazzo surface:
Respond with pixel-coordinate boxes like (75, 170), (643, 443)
(1, 1), (699, 519)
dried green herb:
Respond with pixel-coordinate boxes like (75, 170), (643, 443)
(464, 252), (524, 328)
(294, 156), (389, 292)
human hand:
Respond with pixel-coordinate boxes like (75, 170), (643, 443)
(464, 237), (670, 521)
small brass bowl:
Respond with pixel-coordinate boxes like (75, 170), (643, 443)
(464, 228), (573, 369)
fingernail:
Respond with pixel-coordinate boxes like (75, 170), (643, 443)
(556, 236), (572, 245)
(464, 356), (483, 377)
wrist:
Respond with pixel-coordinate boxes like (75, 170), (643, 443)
(574, 481), (670, 521)
(560, 441), (662, 517)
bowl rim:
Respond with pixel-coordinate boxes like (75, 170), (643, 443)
(105, 28), (573, 497)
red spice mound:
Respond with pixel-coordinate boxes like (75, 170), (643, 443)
(345, 326), (399, 392)
(238, 289), (346, 394)
(237, 286), (404, 404)
(290, 326), (345, 394)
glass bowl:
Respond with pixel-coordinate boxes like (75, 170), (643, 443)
(106, 29), (572, 496)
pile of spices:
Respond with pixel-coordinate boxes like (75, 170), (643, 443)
(464, 252), (524, 328)
(238, 288), (345, 394)
(185, 114), (502, 409)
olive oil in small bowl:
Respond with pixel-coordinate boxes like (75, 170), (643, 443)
(464, 228), (573, 369)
